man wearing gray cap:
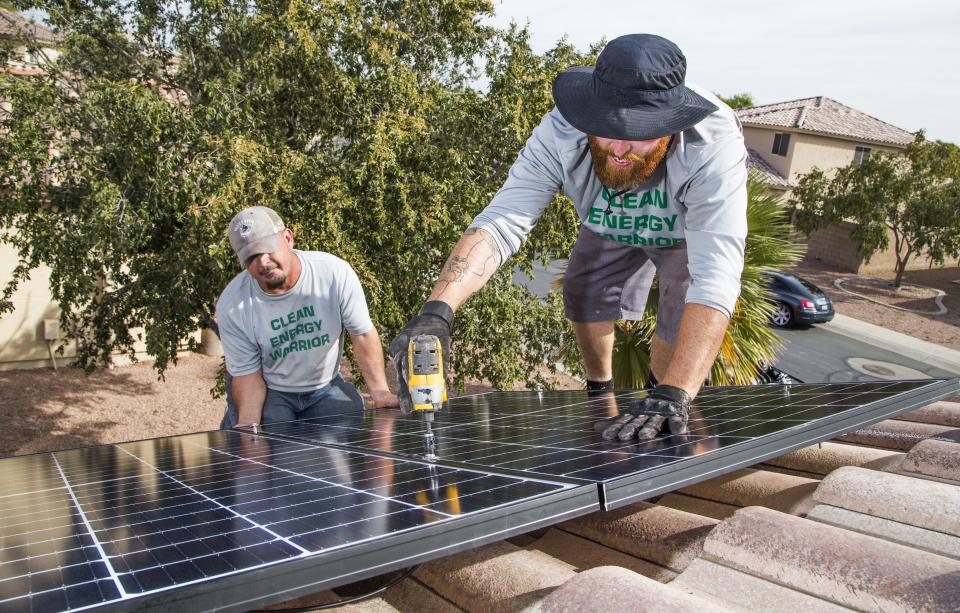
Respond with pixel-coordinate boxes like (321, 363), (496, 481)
(217, 206), (397, 429)
(390, 34), (747, 442)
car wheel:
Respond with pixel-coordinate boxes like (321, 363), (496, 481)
(771, 302), (792, 327)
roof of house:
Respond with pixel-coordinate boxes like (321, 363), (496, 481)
(0, 9), (59, 45)
(747, 148), (791, 189)
(737, 96), (915, 147)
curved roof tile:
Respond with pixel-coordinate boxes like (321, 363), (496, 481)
(738, 96), (915, 146)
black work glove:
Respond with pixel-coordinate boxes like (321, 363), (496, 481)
(388, 301), (454, 414)
(595, 384), (691, 442)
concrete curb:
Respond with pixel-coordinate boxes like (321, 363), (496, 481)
(822, 314), (960, 376)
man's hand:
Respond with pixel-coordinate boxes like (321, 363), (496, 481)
(368, 389), (400, 409)
(596, 385), (691, 442)
(388, 301), (453, 413)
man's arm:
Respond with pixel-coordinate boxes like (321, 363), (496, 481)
(599, 303), (728, 442)
(658, 303), (729, 397)
(350, 328), (399, 408)
(232, 371), (267, 425)
(428, 228), (502, 310)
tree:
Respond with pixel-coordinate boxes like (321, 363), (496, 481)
(1, 1), (791, 393)
(610, 174), (805, 388)
(716, 92), (754, 109)
(0, 1), (594, 390)
(791, 133), (960, 287)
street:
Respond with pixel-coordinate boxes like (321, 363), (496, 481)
(774, 324), (957, 383)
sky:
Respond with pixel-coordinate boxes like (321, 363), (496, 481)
(485, 0), (960, 144)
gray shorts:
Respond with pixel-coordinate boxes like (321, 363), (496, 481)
(563, 225), (690, 343)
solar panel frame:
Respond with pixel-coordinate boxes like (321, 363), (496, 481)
(253, 379), (960, 510)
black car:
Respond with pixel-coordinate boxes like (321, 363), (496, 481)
(764, 271), (835, 327)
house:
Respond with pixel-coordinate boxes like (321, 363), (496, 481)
(0, 11), (64, 370)
(0, 11), (204, 371)
(0, 9), (61, 76)
(737, 97), (957, 273)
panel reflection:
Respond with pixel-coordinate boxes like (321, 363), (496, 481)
(259, 380), (939, 486)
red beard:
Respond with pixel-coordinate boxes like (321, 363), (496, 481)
(588, 136), (671, 190)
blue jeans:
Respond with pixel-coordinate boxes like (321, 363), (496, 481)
(220, 374), (364, 429)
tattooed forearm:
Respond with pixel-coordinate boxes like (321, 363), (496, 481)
(429, 228), (503, 309)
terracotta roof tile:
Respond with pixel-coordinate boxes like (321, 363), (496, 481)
(525, 528), (675, 581)
(380, 578), (461, 613)
(674, 558), (851, 613)
(762, 441), (904, 477)
(677, 467), (818, 515)
(737, 96), (914, 146)
(413, 540), (575, 611)
(806, 504), (960, 560)
(747, 149), (791, 188)
(655, 493), (738, 520)
(900, 438), (960, 483)
(837, 418), (960, 450)
(539, 566), (730, 613)
(559, 502), (716, 573)
(701, 506), (960, 611)
(812, 466), (960, 535)
(0, 9), (59, 45)
(898, 400), (960, 428)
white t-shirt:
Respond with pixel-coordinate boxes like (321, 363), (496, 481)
(468, 84), (748, 317)
(216, 250), (373, 392)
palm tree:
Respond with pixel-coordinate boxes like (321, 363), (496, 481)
(611, 174), (805, 387)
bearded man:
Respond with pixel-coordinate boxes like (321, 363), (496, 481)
(390, 34), (747, 442)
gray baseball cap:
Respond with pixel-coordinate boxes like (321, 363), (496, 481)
(228, 206), (285, 267)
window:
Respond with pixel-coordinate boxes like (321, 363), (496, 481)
(854, 146), (871, 164)
(772, 133), (790, 156)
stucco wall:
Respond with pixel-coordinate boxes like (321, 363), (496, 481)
(743, 127), (903, 186)
(743, 127), (792, 180)
(0, 240), (76, 370)
(806, 221), (960, 274)
(788, 133), (900, 183)
(0, 239), (181, 371)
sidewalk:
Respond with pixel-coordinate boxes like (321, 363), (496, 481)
(824, 314), (960, 377)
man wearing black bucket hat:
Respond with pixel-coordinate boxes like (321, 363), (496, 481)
(390, 34), (747, 442)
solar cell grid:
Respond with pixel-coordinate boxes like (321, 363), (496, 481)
(0, 429), (588, 612)
(258, 380), (957, 506)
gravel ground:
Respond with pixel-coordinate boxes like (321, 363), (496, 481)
(0, 352), (578, 457)
(0, 352), (226, 456)
(790, 259), (960, 350)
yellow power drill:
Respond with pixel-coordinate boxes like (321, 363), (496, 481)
(405, 334), (447, 460)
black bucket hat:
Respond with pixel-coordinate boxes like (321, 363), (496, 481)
(552, 34), (718, 140)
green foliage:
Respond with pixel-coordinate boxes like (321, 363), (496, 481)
(0, 2), (799, 393)
(0, 1), (595, 389)
(611, 174), (804, 388)
(716, 92), (754, 109)
(791, 133), (960, 287)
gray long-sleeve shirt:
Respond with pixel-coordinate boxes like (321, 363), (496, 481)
(469, 85), (748, 316)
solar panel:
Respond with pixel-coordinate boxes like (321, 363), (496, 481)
(2, 378), (956, 611)
(0, 430), (595, 612)
(255, 379), (959, 509)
